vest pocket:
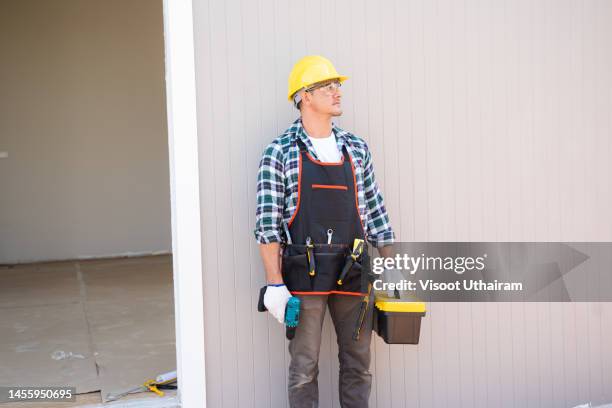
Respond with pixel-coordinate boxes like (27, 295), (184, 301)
(311, 184), (348, 191)
(311, 188), (352, 222)
(335, 250), (371, 294)
(310, 253), (345, 291)
(282, 244), (349, 293)
(281, 254), (312, 292)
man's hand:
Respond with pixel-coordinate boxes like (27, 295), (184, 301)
(264, 284), (292, 324)
(377, 244), (394, 258)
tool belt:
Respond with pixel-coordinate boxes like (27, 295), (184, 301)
(281, 242), (372, 295)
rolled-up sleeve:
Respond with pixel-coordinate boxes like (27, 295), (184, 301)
(254, 142), (286, 244)
(362, 145), (395, 247)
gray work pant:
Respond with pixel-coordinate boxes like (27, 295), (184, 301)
(288, 293), (374, 408)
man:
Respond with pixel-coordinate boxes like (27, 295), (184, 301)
(254, 55), (394, 408)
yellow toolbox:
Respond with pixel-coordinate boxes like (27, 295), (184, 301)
(373, 293), (426, 344)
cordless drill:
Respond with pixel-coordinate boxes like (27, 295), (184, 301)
(257, 286), (301, 339)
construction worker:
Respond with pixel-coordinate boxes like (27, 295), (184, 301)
(254, 55), (394, 408)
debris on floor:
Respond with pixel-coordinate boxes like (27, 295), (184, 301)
(0, 255), (176, 404)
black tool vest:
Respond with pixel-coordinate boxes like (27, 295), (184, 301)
(281, 139), (370, 296)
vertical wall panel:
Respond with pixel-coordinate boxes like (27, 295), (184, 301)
(192, 0), (612, 406)
(243, 0), (273, 404)
(193, 0), (222, 406)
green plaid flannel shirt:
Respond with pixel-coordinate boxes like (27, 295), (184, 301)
(254, 117), (394, 248)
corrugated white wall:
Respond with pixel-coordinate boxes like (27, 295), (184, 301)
(192, 0), (612, 406)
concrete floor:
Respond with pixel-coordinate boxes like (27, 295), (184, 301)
(0, 255), (176, 407)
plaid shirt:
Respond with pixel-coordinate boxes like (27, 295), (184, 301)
(254, 117), (394, 248)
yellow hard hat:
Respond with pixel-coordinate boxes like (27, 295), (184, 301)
(287, 55), (348, 101)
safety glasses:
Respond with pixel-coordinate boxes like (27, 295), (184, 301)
(305, 80), (342, 95)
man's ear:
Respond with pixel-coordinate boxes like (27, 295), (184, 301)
(300, 90), (310, 107)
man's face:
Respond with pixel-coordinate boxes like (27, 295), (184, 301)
(303, 79), (343, 116)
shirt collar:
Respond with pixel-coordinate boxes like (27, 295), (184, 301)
(291, 117), (350, 156)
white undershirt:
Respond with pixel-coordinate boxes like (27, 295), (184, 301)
(307, 132), (342, 163)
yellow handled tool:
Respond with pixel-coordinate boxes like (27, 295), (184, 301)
(144, 379), (165, 397)
(306, 236), (316, 276)
(337, 239), (364, 285)
(353, 281), (372, 341)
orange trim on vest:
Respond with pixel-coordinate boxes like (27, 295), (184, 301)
(291, 290), (367, 297)
(288, 153), (302, 228)
(331, 290), (367, 296)
(311, 184), (348, 191)
(348, 153), (366, 236)
(305, 151), (345, 166)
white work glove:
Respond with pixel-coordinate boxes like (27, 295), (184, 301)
(383, 268), (406, 298)
(263, 284), (292, 324)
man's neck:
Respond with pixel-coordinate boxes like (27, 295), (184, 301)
(301, 111), (333, 139)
